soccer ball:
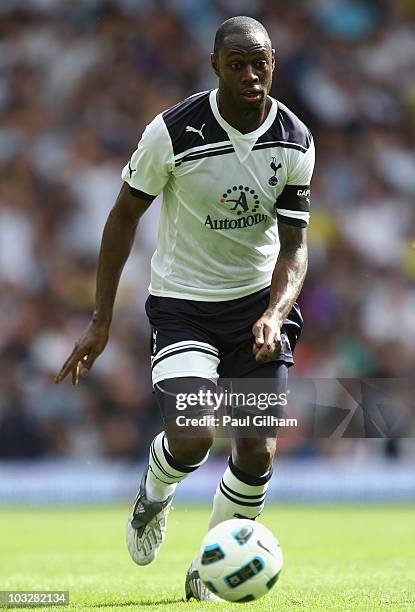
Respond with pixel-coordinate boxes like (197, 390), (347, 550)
(197, 518), (283, 602)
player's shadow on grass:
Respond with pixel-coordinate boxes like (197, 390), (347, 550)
(89, 598), (182, 608)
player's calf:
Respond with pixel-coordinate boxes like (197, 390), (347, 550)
(233, 436), (277, 476)
(167, 431), (215, 466)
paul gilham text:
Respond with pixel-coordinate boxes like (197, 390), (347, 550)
(175, 415), (298, 428)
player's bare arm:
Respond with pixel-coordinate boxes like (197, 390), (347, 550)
(55, 183), (153, 385)
(253, 221), (308, 363)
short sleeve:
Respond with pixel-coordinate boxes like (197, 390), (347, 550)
(276, 137), (315, 227)
(121, 113), (174, 198)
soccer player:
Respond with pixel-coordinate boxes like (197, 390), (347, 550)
(55, 16), (314, 601)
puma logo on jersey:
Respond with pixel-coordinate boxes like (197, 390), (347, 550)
(185, 123), (205, 140)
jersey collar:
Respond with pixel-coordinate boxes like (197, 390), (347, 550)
(209, 88), (278, 163)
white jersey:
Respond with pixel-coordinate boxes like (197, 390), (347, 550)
(122, 89), (315, 301)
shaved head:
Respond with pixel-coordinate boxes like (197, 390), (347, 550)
(214, 16), (271, 54)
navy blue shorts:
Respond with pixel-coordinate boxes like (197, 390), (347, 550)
(145, 287), (303, 385)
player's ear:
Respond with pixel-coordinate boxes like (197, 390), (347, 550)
(271, 49), (276, 72)
(211, 53), (220, 77)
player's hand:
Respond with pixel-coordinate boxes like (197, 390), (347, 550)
(54, 320), (109, 385)
(252, 312), (282, 363)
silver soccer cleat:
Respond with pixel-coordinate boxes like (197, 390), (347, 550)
(126, 467), (173, 566)
(184, 558), (224, 602)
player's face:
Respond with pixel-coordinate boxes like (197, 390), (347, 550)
(212, 33), (275, 111)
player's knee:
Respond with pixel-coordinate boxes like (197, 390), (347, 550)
(167, 430), (215, 465)
(233, 438), (276, 476)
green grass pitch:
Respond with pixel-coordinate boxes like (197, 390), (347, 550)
(0, 504), (414, 611)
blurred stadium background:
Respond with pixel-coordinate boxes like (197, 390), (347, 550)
(0, 0), (414, 505)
